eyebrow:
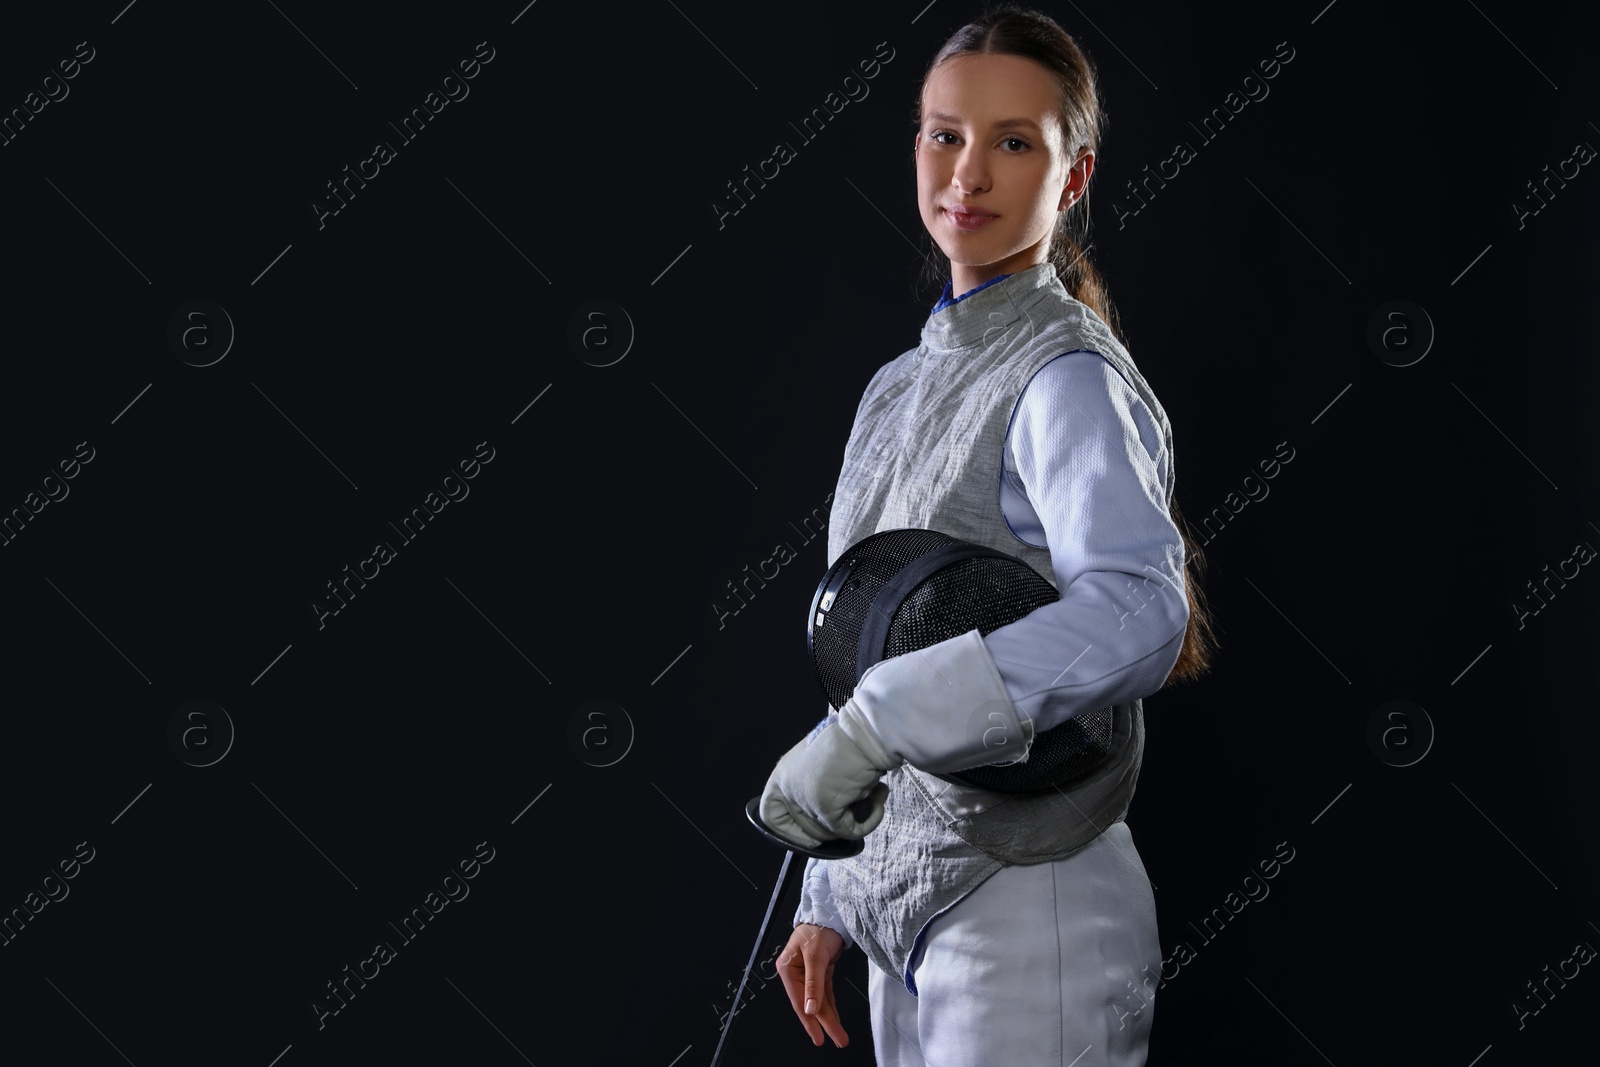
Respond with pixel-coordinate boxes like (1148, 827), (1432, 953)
(926, 112), (1042, 131)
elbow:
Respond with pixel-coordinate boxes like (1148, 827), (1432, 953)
(1142, 592), (1189, 693)
(1124, 566), (1188, 645)
(1151, 579), (1195, 688)
(1156, 619), (1185, 686)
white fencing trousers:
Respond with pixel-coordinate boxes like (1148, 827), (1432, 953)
(865, 820), (1161, 1067)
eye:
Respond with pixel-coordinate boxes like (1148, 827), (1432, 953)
(926, 130), (1031, 151)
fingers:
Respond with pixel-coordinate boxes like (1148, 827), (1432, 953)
(760, 770), (839, 848)
(840, 782), (889, 837)
(811, 960), (849, 1048)
(770, 779), (883, 845)
(777, 925), (849, 1048)
(759, 786), (828, 849)
(765, 721), (890, 844)
(776, 935), (824, 1045)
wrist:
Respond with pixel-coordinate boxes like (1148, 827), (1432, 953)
(835, 698), (897, 771)
(794, 919), (851, 950)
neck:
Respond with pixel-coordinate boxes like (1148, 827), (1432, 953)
(951, 252), (1046, 299)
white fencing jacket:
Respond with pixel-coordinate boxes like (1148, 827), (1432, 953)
(793, 262), (1188, 992)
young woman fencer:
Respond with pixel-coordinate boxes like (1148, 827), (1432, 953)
(757, 6), (1217, 1065)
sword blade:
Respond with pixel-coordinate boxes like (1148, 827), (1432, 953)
(709, 849), (801, 1067)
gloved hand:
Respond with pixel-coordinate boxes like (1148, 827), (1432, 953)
(760, 628), (1031, 850)
(759, 699), (897, 850)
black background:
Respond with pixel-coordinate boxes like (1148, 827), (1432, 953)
(1, 1), (1597, 1064)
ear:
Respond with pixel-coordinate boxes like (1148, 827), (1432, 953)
(1076, 148), (1096, 188)
(1061, 148), (1095, 208)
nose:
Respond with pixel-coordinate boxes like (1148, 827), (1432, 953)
(950, 142), (990, 194)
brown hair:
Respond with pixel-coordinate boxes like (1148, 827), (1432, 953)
(915, 3), (1217, 684)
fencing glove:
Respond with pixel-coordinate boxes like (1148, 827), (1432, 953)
(759, 628), (1029, 849)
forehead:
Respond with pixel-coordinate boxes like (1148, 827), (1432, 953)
(922, 53), (1059, 129)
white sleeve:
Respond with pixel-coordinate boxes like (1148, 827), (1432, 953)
(789, 709), (853, 949)
(792, 856), (853, 950)
(985, 351), (1189, 735)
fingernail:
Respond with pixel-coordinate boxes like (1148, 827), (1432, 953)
(805, 998), (818, 1015)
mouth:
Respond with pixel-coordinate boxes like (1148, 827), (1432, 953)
(944, 206), (998, 230)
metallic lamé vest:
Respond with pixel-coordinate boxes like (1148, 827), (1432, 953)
(823, 261), (1176, 991)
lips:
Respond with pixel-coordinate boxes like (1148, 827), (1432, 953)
(944, 205), (998, 231)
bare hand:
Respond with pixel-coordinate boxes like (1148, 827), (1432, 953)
(776, 923), (849, 1048)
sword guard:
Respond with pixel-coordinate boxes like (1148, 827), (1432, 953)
(744, 795), (868, 859)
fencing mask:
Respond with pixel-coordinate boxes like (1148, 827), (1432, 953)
(808, 527), (1119, 793)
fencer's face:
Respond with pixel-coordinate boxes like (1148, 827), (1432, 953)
(914, 53), (1090, 287)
